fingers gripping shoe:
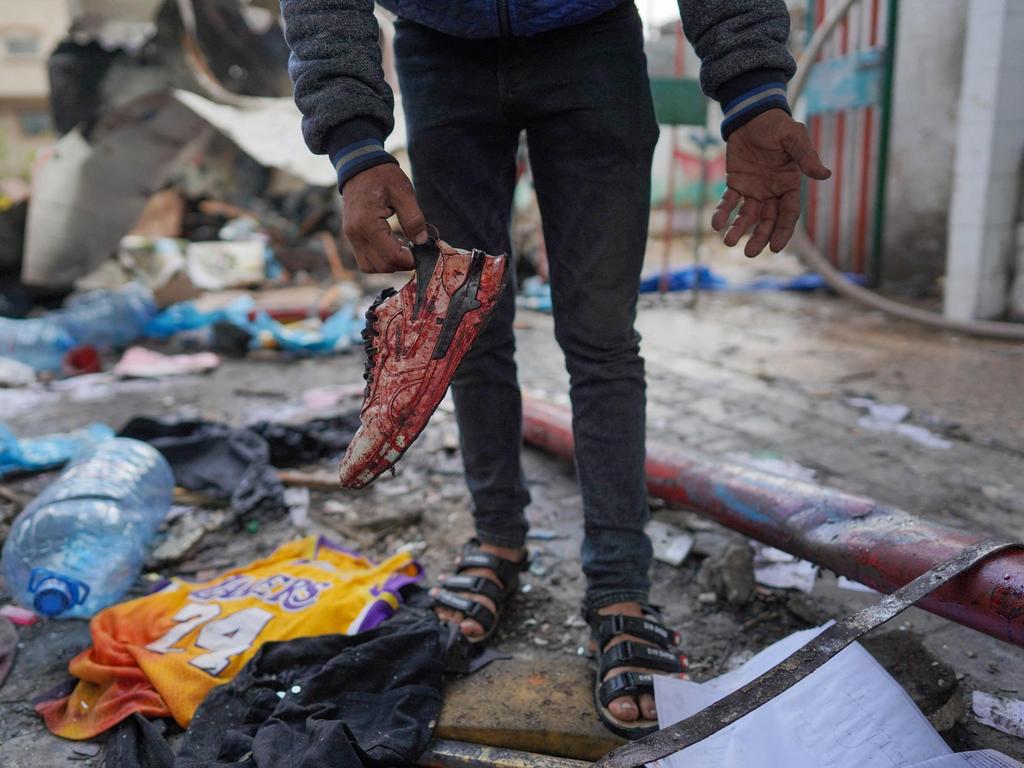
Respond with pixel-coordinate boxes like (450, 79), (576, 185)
(339, 238), (509, 488)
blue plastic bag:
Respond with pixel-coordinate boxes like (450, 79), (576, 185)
(0, 423), (115, 478)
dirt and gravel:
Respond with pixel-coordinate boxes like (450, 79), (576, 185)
(2, 281), (1023, 765)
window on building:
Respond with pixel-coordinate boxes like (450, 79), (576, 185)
(18, 111), (50, 137)
(3, 31), (40, 58)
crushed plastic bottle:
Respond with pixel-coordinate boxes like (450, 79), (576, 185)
(58, 283), (157, 349)
(0, 284), (157, 372)
(1, 438), (174, 618)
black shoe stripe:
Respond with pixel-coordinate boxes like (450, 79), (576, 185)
(412, 238), (440, 319)
(431, 250), (486, 360)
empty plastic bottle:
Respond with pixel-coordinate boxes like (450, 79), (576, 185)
(1, 438), (174, 618)
(0, 284), (157, 372)
(58, 283), (157, 349)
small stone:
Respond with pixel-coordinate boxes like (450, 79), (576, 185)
(521, 584), (533, 594)
(698, 591), (718, 605)
(276, 691), (286, 699)
(533, 637), (549, 646)
(290, 685), (302, 694)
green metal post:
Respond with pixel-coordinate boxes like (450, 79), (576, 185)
(870, 0), (899, 286)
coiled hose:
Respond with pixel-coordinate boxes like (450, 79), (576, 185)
(788, 0), (1024, 340)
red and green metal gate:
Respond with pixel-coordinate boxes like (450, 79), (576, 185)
(802, 0), (898, 283)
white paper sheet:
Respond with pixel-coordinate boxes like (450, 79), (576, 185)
(906, 751), (1023, 768)
(652, 625), (952, 768)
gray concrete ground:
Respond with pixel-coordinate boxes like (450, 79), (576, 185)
(1, 282), (1022, 765)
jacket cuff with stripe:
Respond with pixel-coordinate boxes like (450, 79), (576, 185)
(717, 68), (791, 141)
(326, 118), (399, 192)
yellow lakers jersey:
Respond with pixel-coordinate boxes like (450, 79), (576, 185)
(38, 536), (422, 740)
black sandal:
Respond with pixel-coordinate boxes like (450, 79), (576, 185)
(430, 540), (528, 644)
(589, 609), (688, 739)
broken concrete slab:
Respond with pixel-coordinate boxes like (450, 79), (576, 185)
(436, 657), (623, 761)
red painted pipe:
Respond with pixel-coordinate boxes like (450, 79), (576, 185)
(522, 397), (1024, 647)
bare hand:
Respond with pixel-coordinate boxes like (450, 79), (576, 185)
(342, 164), (428, 273)
(712, 109), (831, 258)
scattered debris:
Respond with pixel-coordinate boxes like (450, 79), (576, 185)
(646, 519), (695, 566)
(837, 575), (879, 593)
(972, 691), (1024, 739)
(694, 532), (755, 605)
(0, 615), (16, 688)
(848, 398), (953, 450)
(186, 240), (267, 291)
(285, 486), (311, 529)
(0, 604), (39, 626)
(278, 469), (340, 491)
(149, 507), (232, 567)
(752, 544), (819, 593)
(725, 451), (817, 482)
(68, 743), (101, 760)
(0, 358), (35, 388)
(113, 347), (221, 378)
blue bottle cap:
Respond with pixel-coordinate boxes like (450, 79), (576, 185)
(34, 582), (73, 617)
(28, 570), (90, 617)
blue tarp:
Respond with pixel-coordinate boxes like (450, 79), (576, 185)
(145, 296), (361, 356)
(519, 268), (868, 312)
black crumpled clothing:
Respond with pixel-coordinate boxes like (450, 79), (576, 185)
(119, 412), (360, 518)
(249, 413), (360, 467)
(104, 607), (451, 768)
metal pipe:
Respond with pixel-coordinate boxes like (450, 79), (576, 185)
(521, 396), (1024, 647)
(419, 739), (592, 768)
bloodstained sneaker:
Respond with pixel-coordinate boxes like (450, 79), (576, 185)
(339, 237), (509, 488)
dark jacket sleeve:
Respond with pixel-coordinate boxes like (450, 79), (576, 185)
(677, 0), (796, 139)
(281, 0), (398, 190)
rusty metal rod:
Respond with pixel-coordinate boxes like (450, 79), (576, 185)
(521, 396), (1024, 647)
(420, 739), (592, 768)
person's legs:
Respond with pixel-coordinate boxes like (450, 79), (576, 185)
(515, 2), (657, 618)
(394, 21), (530, 636)
(509, 3), (661, 722)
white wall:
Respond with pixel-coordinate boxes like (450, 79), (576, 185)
(881, 0), (966, 294)
(944, 0), (1024, 321)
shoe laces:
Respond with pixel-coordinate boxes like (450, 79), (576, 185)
(361, 287), (397, 396)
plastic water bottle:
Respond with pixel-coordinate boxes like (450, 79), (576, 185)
(0, 284), (157, 372)
(57, 283), (157, 349)
(1, 438), (174, 619)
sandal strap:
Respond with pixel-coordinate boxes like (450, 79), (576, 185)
(431, 589), (496, 635)
(595, 614), (681, 650)
(598, 641), (687, 679)
(598, 672), (654, 708)
(456, 541), (527, 596)
(440, 574), (505, 605)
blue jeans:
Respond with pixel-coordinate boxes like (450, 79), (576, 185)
(394, 2), (658, 612)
